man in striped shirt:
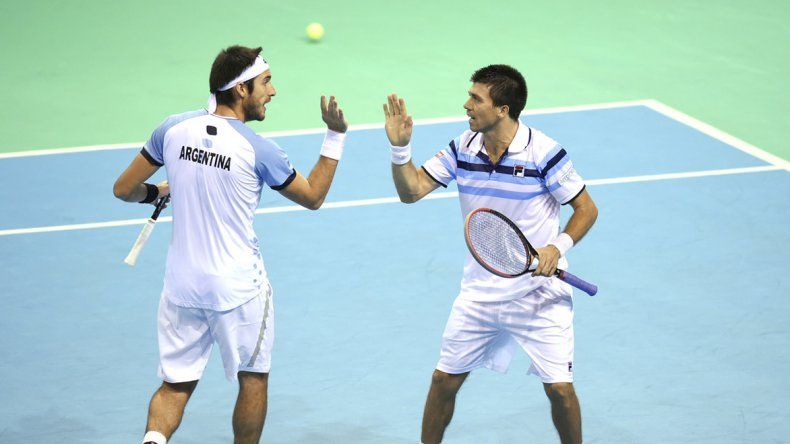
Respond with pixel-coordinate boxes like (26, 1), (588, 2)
(384, 65), (598, 444)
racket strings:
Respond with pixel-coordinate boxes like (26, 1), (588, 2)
(467, 212), (530, 275)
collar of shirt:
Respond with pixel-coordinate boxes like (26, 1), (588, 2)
(467, 121), (533, 157)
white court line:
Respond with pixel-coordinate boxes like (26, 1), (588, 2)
(0, 100), (652, 159)
(643, 100), (790, 171)
(0, 164), (781, 237)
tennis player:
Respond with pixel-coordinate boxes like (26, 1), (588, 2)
(383, 65), (598, 444)
(113, 45), (348, 444)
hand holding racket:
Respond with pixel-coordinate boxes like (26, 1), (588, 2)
(123, 195), (170, 266)
(464, 208), (598, 296)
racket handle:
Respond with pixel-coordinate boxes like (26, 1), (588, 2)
(557, 270), (598, 296)
(124, 219), (155, 266)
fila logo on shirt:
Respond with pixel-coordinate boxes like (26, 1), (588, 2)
(568, 361), (573, 372)
(513, 165), (526, 177)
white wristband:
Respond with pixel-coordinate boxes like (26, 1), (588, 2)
(391, 142), (412, 165)
(319, 129), (346, 160)
(549, 233), (574, 257)
(142, 430), (167, 444)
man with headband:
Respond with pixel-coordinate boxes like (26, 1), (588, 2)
(113, 45), (349, 444)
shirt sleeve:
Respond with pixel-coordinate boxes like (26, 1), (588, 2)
(253, 137), (297, 190)
(142, 120), (168, 166)
(141, 110), (208, 167)
(421, 138), (459, 188)
(538, 144), (585, 204)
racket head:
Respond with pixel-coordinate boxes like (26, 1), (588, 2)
(464, 208), (536, 278)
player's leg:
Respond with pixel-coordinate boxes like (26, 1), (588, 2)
(506, 278), (579, 444)
(145, 296), (213, 443)
(543, 382), (582, 444)
(144, 380), (199, 443)
(421, 369), (469, 444)
(422, 296), (514, 443)
(233, 371), (269, 443)
(210, 285), (274, 444)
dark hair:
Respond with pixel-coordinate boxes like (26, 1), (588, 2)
(209, 45), (263, 107)
(470, 64), (527, 120)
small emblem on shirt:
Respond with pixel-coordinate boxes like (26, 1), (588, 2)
(513, 165), (526, 177)
(568, 362), (573, 372)
(558, 168), (579, 185)
(179, 145), (231, 171)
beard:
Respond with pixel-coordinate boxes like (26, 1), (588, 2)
(243, 99), (266, 122)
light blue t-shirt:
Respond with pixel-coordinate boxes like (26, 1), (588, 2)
(143, 110), (295, 310)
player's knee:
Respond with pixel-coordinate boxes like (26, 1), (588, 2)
(238, 371), (268, 393)
(543, 382), (575, 402)
(431, 370), (466, 393)
(162, 379), (198, 395)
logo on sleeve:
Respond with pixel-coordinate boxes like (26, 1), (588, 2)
(558, 168), (580, 186)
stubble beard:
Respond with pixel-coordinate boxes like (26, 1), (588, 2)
(244, 99), (266, 122)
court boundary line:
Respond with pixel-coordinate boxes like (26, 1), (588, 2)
(1, 99), (785, 171)
(642, 100), (790, 171)
(0, 100), (653, 159)
(0, 165), (781, 237)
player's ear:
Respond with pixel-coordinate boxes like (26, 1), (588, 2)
(499, 104), (510, 119)
(235, 82), (248, 100)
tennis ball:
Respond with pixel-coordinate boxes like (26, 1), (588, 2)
(306, 23), (324, 42)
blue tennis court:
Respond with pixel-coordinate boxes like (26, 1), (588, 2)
(1, 102), (788, 443)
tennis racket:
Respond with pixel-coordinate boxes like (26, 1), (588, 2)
(123, 195), (170, 266)
(464, 208), (598, 296)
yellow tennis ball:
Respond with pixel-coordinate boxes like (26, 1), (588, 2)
(306, 23), (325, 42)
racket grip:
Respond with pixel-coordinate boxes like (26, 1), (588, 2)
(557, 270), (598, 296)
(124, 219), (155, 266)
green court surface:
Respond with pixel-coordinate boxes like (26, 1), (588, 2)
(0, 0), (788, 161)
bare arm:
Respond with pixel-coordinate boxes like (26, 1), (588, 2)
(533, 188), (598, 277)
(278, 159), (338, 210)
(391, 162), (441, 203)
(278, 95), (347, 210)
(113, 153), (169, 202)
(561, 188), (598, 244)
(384, 93), (440, 203)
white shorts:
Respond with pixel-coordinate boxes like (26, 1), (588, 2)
(157, 284), (274, 382)
(437, 277), (574, 383)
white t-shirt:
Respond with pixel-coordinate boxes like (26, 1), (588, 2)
(143, 109), (295, 310)
(422, 121), (585, 302)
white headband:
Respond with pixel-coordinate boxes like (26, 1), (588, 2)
(207, 56), (270, 113)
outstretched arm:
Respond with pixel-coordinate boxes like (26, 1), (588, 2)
(279, 95), (348, 210)
(384, 94), (440, 203)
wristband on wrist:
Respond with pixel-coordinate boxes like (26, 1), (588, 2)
(549, 233), (574, 257)
(390, 142), (412, 165)
(139, 183), (159, 204)
(319, 129), (346, 160)
(142, 430), (167, 444)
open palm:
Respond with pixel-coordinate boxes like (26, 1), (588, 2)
(383, 93), (413, 146)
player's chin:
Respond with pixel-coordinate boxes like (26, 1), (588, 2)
(255, 107), (267, 121)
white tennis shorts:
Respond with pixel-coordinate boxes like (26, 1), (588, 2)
(156, 284), (274, 383)
(437, 277), (574, 383)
